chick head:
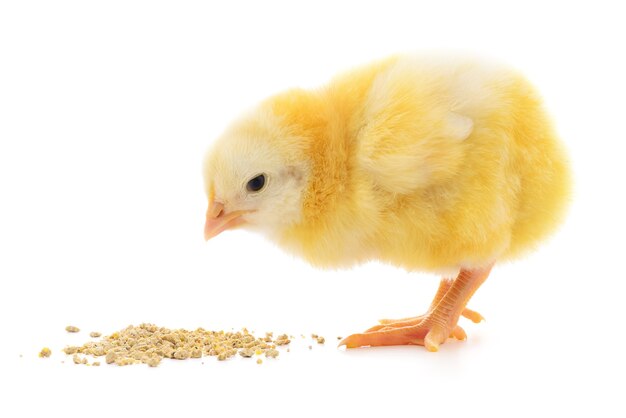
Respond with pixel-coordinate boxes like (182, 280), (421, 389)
(202, 106), (310, 241)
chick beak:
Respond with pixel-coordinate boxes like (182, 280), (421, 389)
(204, 200), (248, 241)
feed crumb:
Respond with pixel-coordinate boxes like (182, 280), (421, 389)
(115, 357), (135, 366)
(39, 347), (51, 358)
(316, 336), (325, 344)
(105, 351), (118, 364)
(337, 336), (342, 340)
(173, 349), (190, 360)
(146, 357), (161, 367)
(274, 334), (290, 346)
(63, 346), (79, 355)
(65, 325), (80, 333)
(256, 358), (262, 365)
(73, 354), (87, 365)
(239, 348), (255, 358)
(308, 345), (312, 350)
(311, 334), (318, 339)
(92, 362), (101, 367)
(89, 332), (101, 338)
(265, 348), (279, 358)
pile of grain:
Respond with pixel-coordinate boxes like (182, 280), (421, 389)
(61, 323), (285, 367)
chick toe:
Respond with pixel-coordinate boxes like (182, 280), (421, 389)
(339, 325), (431, 348)
(461, 308), (485, 324)
(451, 325), (467, 341)
(366, 316), (427, 332)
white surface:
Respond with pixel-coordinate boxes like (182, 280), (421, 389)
(1, 1), (625, 417)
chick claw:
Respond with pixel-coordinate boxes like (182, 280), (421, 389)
(339, 321), (464, 352)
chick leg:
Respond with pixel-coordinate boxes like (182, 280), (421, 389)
(339, 263), (493, 351)
(366, 278), (484, 333)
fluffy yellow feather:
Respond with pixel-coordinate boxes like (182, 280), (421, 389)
(203, 54), (571, 351)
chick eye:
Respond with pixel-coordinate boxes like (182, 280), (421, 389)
(246, 174), (266, 192)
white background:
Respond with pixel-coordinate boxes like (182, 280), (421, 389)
(1, 1), (625, 416)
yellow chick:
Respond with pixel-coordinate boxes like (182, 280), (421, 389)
(203, 54), (571, 351)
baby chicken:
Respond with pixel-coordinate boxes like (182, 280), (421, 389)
(203, 54), (571, 351)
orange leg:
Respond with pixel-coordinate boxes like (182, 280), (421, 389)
(365, 277), (484, 333)
(339, 263), (493, 352)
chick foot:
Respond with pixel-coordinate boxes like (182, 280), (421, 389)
(380, 307), (484, 324)
(340, 319), (465, 351)
(339, 263), (493, 351)
(366, 307), (483, 333)
(364, 275), (485, 334)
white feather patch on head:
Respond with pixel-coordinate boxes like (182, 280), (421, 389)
(203, 105), (310, 236)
